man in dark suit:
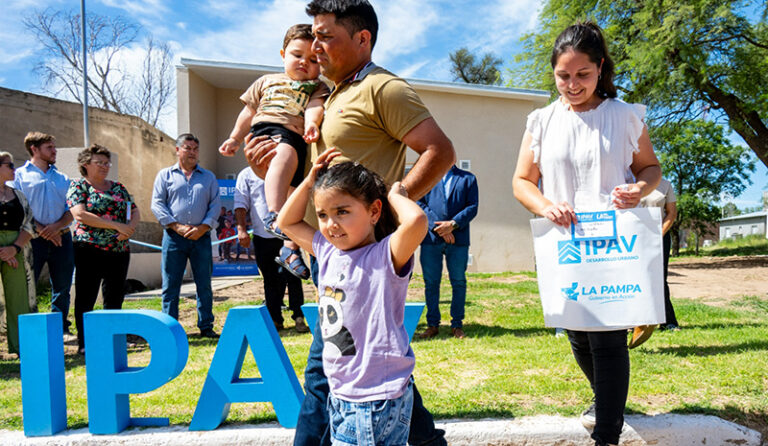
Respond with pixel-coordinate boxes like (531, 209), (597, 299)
(417, 165), (478, 339)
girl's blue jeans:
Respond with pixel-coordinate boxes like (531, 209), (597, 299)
(329, 380), (413, 446)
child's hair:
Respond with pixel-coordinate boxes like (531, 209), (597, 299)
(24, 131), (55, 156)
(283, 24), (314, 50)
(305, 0), (378, 49)
(313, 162), (397, 241)
(550, 21), (617, 99)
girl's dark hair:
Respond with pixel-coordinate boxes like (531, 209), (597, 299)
(551, 21), (617, 99)
(313, 162), (396, 241)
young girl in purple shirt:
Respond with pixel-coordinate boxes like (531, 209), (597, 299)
(278, 148), (428, 446)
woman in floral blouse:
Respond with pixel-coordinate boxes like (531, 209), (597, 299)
(67, 145), (140, 354)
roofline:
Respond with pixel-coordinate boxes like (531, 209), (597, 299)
(179, 58), (551, 102)
(719, 211), (768, 222)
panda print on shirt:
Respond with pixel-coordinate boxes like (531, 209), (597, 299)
(319, 283), (357, 357)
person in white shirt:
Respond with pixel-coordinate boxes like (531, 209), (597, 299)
(513, 22), (661, 446)
(233, 167), (308, 333)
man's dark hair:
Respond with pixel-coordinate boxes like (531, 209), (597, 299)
(176, 133), (199, 147)
(283, 24), (314, 49)
(306, 0), (378, 49)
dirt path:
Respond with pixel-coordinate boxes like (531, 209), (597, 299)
(668, 255), (768, 305)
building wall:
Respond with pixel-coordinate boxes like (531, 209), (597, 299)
(719, 215), (768, 239)
(413, 89), (545, 272)
(0, 86), (178, 286)
(178, 69), (218, 169)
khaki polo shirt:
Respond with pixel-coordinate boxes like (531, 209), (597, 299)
(311, 66), (432, 185)
(304, 65), (432, 227)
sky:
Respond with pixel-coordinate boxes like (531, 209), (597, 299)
(2, 0), (765, 208)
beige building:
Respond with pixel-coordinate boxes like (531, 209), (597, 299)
(0, 86), (178, 287)
(177, 58), (550, 272)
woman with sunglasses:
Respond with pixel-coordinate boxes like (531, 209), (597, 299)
(0, 152), (36, 359)
(67, 145), (140, 355)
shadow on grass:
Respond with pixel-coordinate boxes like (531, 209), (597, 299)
(672, 321), (767, 330)
(649, 340), (768, 357)
(411, 322), (549, 342)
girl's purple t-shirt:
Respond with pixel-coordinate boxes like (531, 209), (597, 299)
(312, 231), (415, 402)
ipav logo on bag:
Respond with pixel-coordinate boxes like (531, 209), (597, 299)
(561, 282), (579, 301)
(558, 235), (639, 265)
(558, 240), (581, 264)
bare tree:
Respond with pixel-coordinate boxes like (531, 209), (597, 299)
(23, 8), (174, 128)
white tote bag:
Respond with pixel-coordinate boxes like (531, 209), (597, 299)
(531, 208), (665, 331)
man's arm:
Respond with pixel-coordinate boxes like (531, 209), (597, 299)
(150, 170), (176, 227)
(200, 172), (221, 230)
(400, 117), (456, 200)
(233, 174), (252, 248)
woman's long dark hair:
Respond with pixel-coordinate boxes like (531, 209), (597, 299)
(313, 162), (397, 241)
(551, 21), (617, 99)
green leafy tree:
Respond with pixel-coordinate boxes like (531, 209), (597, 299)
(512, 0), (768, 168)
(449, 47), (503, 85)
(721, 202), (741, 217)
(653, 120), (755, 254)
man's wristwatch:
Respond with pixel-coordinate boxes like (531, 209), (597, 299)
(12, 243), (22, 254)
(451, 221), (459, 230)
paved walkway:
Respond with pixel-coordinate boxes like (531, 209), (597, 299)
(124, 276), (258, 299)
(1, 414), (761, 445)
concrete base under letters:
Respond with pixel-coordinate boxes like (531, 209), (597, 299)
(0, 414), (761, 446)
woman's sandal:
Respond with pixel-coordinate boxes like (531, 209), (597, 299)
(263, 211), (290, 241)
(275, 246), (310, 280)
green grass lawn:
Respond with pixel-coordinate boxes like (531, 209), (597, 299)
(676, 234), (768, 258)
(1, 272), (767, 436)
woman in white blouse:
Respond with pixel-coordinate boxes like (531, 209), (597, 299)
(513, 22), (661, 446)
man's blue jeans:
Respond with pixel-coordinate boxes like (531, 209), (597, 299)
(419, 243), (468, 329)
(31, 232), (75, 329)
(293, 257), (447, 446)
(160, 230), (214, 331)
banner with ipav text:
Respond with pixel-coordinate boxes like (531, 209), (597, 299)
(531, 208), (665, 331)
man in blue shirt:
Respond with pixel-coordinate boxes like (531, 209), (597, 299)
(418, 165), (478, 339)
(13, 132), (74, 338)
(233, 167), (308, 333)
(151, 133), (220, 338)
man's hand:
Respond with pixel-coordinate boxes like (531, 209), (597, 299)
(37, 223), (57, 239)
(237, 227), (251, 248)
(47, 231), (63, 247)
(441, 232), (455, 244)
(433, 220), (455, 237)
(36, 222), (63, 246)
(169, 222), (193, 237)
(184, 224), (210, 241)
(243, 133), (278, 179)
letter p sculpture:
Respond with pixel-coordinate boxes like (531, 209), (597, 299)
(84, 310), (188, 434)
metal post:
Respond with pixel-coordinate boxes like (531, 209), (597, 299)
(81, 0), (90, 147)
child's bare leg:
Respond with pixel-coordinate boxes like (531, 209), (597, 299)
(264, 142), (298, 215)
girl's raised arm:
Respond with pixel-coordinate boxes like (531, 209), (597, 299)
(388, 182), (428, 273)
(277, 148), (341, 256)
